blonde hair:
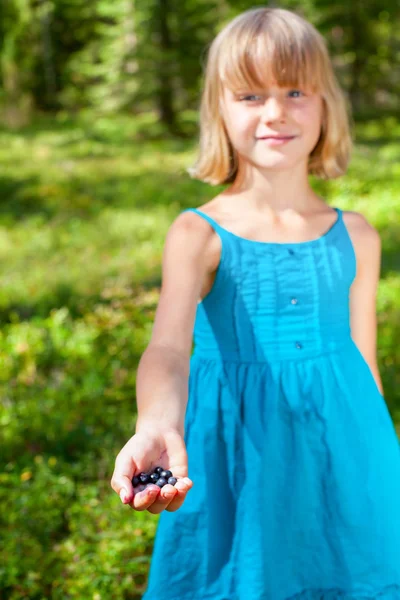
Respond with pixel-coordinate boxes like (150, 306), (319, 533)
(187, 7), (353, 185)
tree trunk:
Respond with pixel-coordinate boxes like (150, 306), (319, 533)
(347, 1), (368, 113)
(157, 0), (178, 132)
(39, 0), (57, 108)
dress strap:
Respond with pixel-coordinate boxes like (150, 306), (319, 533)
(182, 208), (224, 233)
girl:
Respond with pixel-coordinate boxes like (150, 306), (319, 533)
(111, 7), (400, 599)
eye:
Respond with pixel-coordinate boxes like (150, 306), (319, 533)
(238, 94), (263, 102)
(288, 90), (304, 98)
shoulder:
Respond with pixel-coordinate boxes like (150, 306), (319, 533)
(169, 194), (222, 234)
(166, 207), (221, 272)
(342, 209), (381, 252)
(168, 208), (215, 243)
(343, 210), (381, 279)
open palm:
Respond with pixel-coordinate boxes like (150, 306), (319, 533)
(111, 428), (193, 513)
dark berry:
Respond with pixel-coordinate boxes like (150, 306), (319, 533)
(156, 477), (167, 488)
(154, 466), (164, 474)
(139, 472), (151, 484)
(160, 470), (172, 479)
(150, 472), (160, 483)
(132, 475), (141, 487)
(167, 477), (177, 486)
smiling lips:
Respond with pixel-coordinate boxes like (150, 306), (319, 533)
(258, 135), (296, 145)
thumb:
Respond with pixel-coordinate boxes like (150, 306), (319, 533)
(119, 486), (130, 504)
(112, 452), (139, 504)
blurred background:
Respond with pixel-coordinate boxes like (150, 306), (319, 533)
(0, 0), (399, 598)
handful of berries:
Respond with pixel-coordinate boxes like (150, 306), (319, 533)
(132, 466), (178, 490)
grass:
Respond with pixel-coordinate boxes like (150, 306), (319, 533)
(0, 108), (399, 598)
(1, 110), (399, 398)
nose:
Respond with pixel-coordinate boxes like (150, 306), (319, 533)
(260, 96), (286, 122)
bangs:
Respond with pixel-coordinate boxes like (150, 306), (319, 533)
(217, 12), (326, 94)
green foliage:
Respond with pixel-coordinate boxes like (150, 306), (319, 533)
(0, 111), (399, 598)
(0, 463), (158, 599)
(0, 0), (399, 121)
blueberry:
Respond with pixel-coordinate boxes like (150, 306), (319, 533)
(156, 477), (168, 488)
(132, 475), (141, 487)
(160, 470), (172, 479)
(154, 466), (164, 474)
(150, 472), (160, 483)
(167, 477), (177, 486)
(139, 472), (151, 484)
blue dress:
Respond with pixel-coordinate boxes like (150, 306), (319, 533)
(141, 206), (400, 600)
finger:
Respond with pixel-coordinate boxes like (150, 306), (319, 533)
(131, 484), (160, 512)
(165, 478), (193, 513)
(114, 475), (136, 504)
(111, 453), (139, 504)
(147, 484), (179, 515)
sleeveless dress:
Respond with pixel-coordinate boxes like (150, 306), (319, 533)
(141, 206), (400, 600)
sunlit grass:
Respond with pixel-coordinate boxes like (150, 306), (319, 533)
(0, 110), (399, 366)
(0, 110), (399, 598)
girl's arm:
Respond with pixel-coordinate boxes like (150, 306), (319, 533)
(349, 212), (383, 395)
(135, 210), (215, 437)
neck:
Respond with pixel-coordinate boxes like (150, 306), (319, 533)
(225, 161), (322, 214)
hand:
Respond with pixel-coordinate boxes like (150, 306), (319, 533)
(110, 428), (193, 514)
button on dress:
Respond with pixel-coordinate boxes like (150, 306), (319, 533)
(141, 207), (400, 600)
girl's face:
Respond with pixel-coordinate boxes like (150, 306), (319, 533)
(220, 80), (324, 173)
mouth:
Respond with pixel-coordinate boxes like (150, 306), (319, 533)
(257, 135), (297, 145)
(258, 135), (296, 140)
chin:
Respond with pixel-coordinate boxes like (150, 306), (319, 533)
(256, 159), (296, 171)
